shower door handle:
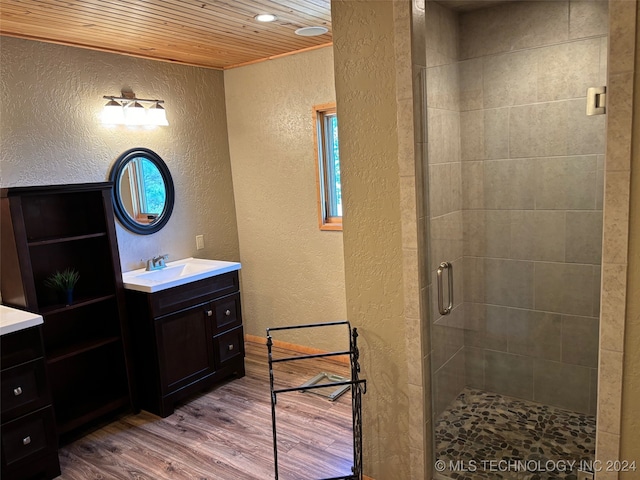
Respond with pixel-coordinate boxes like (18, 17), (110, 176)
(437, 261), (453, 315)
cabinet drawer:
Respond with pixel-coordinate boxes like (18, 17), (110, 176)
(1, 359), (49, 420)
(148, 272), (239, 317)
(214, 326), (244, 367)
(1, 327), (44, 370)
(1, 406), (58, 468)
(211, 293), (241, 334)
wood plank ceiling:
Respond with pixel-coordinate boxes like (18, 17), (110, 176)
(0, 0), (332, 69)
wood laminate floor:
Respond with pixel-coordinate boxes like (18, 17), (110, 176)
(57, 342), (355, 480)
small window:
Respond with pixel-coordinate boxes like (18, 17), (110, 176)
(313, 103), (342, 231)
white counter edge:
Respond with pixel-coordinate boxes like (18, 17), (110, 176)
(0, 305), (44, 336)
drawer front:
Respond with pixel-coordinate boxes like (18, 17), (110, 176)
(1, 327), (44, 370)
(149, 272), (239, 317)
(1, 406), (57, 468)
(1, 359), (49, 420)
(212, 293), (241, 334)
(213, 326), (244, 367)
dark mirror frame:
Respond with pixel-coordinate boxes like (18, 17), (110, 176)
(109, 147), (175, 235)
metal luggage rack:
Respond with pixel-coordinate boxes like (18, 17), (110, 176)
(266, 321), (367, 480)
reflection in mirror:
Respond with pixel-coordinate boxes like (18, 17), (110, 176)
(119, 157), (166, 224)
(109, 148), (174, 235)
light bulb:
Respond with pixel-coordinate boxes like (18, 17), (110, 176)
(101, 99), (125, 124)
(147, 102), (169, 126)
(124, 101), (146, 126)
(254, 13), (277, 22)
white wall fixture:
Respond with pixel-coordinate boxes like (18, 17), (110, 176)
(101, 91), (168, 126)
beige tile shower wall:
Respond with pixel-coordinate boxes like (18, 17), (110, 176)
(0, 37), (240, 271)
(596, 0), (638, 477)
(458, 0), (607, 413)
(223, 47), (347, 353)
(618, 2), (640, 472)
(424, 0), (467, 419)
(399, 0), (431, 477)
(411, 1), (435, 475)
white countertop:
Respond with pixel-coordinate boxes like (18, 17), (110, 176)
(0, 305), (44, 336)
(122, 257), (241, 293)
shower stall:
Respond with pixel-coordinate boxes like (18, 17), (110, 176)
(423, 1), (607, 478)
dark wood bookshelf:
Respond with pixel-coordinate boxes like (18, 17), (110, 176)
(27, 232), (107, 247)
(56, 395), (130, 435)
(1, 183), (135, 446)
(39, 293), (116, 316)
(46, 336), (121, 364)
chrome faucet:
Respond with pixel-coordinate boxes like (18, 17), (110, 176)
(146, 254), (169, 271)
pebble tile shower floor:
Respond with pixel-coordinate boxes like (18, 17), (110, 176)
(435, 388), (596, 480)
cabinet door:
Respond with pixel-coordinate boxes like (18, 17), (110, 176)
(155, 305), (214, 394)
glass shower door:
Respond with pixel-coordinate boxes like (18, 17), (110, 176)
(424, 1), (607, 478)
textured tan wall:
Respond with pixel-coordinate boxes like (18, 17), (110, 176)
(332, 1), (410, 478)
(223, 47), (347, 351)
(619, 2), (640, 474)
(0, 37), (240, 271)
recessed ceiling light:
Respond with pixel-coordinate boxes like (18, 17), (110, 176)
(294, 26), (329, 37)
(254, 13), (277, 22)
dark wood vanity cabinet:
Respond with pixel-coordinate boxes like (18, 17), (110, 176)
(1, 184), (135, 437)
(1, 325), (60, 480)
(126, 271), (245, 417)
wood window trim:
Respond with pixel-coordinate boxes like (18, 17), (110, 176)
(313, 102), (342, 231)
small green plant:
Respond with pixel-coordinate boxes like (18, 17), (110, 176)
(45, 268), (80, 292)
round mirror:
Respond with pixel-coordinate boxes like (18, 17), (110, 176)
(109, 147), (175, 235)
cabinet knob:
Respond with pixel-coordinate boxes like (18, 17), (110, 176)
(206, 310), (213, 317)
(23, 436), (31, 446)
(228, 344), (234, 351)
(13, 386), (23, 396)
(225, 309), (231, 316)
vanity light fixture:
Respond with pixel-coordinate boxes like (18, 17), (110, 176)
(101, 92), (168, 126)
(254, 13), (277, 22)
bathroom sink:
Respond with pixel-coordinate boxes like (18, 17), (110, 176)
(122, 257), (241, 293)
